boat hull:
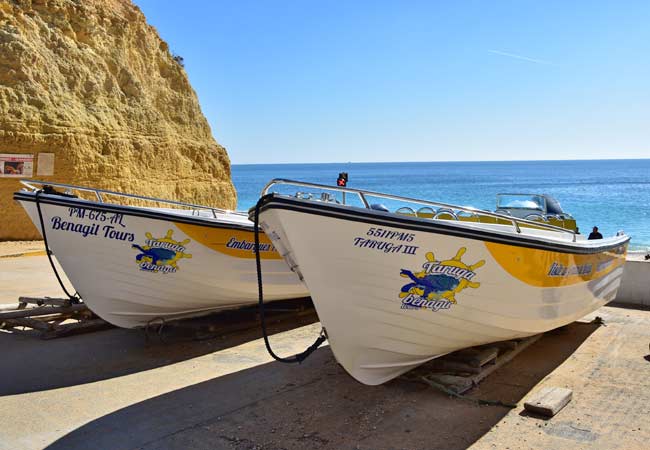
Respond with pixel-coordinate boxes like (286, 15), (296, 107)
(258, 196), (629, 385)
(15, 193), (307, 328)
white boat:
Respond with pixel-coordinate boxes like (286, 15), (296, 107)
(14, 180), (307, 328)
(254, 179), (630, 385)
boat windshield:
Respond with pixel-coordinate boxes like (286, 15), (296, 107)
(496, 194), (545, 211)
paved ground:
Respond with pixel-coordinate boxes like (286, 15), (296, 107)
(2, 248), (650, 450)
(0, 253), (70, 305)
(627, 250), (650, 261)
(0, 314), (600, 450)
(470, 305), (650, 450)
(0, 240), (45, 257)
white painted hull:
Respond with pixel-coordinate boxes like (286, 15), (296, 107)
(16, 195), (307, 328)
(258, 198), (629, 385)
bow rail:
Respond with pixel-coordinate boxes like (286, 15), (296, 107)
(261, 178), (578, 241)
(19, 179), (239, 219)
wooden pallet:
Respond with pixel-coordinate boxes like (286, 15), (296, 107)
(0, 296), (111, 339)
(411, 334), (543, 394)
(0, 296), (318, 341)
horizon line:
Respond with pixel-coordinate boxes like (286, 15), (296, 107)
(231, 157), (650, 166)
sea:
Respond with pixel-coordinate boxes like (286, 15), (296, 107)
(232, 159), (650, 251)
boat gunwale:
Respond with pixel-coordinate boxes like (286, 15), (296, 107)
(18, 179), (240, 217)
(262, 178), (578, 238)
(254, 193), (630, 255)
(13, 191), (254, 233)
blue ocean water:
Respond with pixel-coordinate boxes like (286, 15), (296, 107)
(232, 160), (650, 250)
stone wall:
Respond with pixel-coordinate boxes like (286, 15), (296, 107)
(0, 0), (236, 240)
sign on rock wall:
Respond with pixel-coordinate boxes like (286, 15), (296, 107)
(37, 153), (55, 176)
(0, 154), (34, 177)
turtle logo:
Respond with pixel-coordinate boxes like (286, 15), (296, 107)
(132, 229), (192, 274)
(399, 247), (484, 311)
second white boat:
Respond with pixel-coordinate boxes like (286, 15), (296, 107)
(254, 179), (630, 385)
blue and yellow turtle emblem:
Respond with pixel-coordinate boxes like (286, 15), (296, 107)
(399, 247), (484, 311)
(132, 229), (192, 274)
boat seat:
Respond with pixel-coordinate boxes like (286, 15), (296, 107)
(524, 213), (548, 222)
(457, 210), (481, 222)
(395, 206), (416, 216)
(433, 208), (458, 220)
(416, 206), (436, 218)
(370, 203), (390, 212)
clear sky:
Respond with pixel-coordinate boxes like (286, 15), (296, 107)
(135, 1), (649, 164)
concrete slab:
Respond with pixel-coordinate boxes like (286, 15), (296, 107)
(0, 307), (619, 450)
(0, 320), (323, 450)
(0, 240), (44, 258)
(0, 254), (71, 304)
(2, 242), (650, 450)
(470, 306), (650, 450)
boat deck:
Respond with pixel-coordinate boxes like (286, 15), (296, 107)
(1, 244), (650, 450)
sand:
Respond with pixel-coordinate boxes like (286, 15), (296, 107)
(0, 240), (45, 257)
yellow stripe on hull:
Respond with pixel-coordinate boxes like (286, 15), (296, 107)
(175, 222), (282, 260)
(484, 240), (627, 287)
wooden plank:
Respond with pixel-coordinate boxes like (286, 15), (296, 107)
(17, 297), (71, 307)
(455, 334), (543, 394)
(429, 359), (483, 374)
(41, 319), (112, 340)
(0, 304), (87, 320)
(491, 340), (519, 351)
(467, 347), (499, 367)
(0, 303), (24, 312)
(524, 387), (573, 417)
(2, 317), (52, 331)
(444, 347), (499, 368)
(426, 374), (474, 394)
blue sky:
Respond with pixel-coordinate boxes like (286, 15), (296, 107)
(135, 1), (649, 164)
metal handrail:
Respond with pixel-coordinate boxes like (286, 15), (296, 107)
(261, 178), (577, 240)
(19, 179), (240, 219)
(434, 209), (459, 221)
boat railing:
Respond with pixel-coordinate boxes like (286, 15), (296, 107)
(19, 179), (237, 219)
(262, 178), (577, 241)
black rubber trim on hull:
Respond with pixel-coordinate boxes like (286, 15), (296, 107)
(254, 194), (630, 255)
(14, 191), (253, 233)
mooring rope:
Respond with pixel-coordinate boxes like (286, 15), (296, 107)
(253, 196), (327, 363)
(34, 189), (82, 303)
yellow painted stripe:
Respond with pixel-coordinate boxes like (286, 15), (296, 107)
(174, 222), (282, 260)
(484, 241), (627, 287)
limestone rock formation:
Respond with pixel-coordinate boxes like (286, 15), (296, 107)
(0, 0), (237, 240)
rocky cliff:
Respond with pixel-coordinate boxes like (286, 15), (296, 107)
(0, 0), (236, 240)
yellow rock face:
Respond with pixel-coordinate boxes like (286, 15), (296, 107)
(0, 0), (237, 240)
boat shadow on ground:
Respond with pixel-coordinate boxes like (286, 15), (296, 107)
(0, 299), (318, 396)
(45, 320), (602, 450)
